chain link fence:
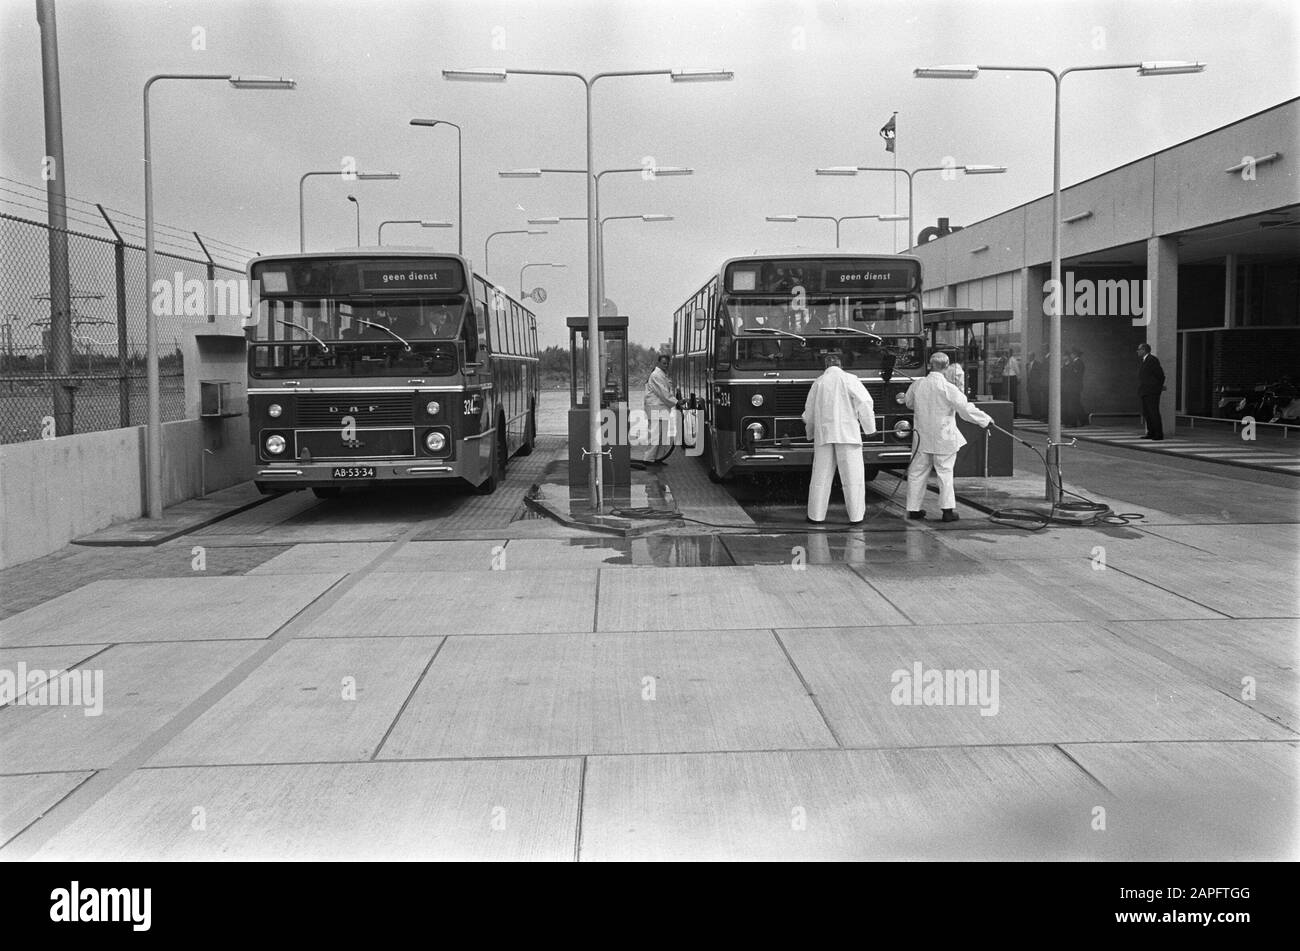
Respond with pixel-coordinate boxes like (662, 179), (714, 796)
(1, 211), (245, 444)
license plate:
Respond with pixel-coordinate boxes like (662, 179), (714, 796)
(331, 466), (376, 479)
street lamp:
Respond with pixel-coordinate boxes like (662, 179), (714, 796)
(346, 195), (360, 246)
(599, 214), (673, 309)
(505, 165), (692, 314)
(914, 59), (1205, 500)
(815, 163), (1007, 251)
(765, 213), (907, 248)
(298, 170), (399, 252)
(520, 262), (567, 300)
(377, 219), (454, 245)
(143, 73), (294, 519)
(447, 64), (730, 510)
(483, 229), (548, 278)
(409, 118), (462, 254)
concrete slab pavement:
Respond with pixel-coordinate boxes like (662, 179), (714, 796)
(30, 759), (582, 861)
(578, 746), (1107, 861)
(0, 574), (342, 647)
(376, 630), (835, 760)
(148, 636), (442, 766)
(776, 622), (1291, 749)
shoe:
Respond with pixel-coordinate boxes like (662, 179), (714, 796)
(848, 518), (864, 525)
(1149, 436), (1164, 441)
(941, 509), (960, 522)
(907, 510), (927, 520)
(806, 517), (824, 525)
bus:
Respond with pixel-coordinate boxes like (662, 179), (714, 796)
(671, 253), (927, 482)
(245, 249), (539, 498)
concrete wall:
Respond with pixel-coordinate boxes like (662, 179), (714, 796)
(0, 415), (252, 569)
(0, 414), (253, 569)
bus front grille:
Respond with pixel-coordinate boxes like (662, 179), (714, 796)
(297, 394), (412, 427)
(770, 381), (885, 415)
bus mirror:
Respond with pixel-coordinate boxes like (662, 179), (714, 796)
(693, 308), (708, 330)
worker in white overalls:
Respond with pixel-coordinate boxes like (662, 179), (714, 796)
(642, 353), (678, 465)
(801, 352), (876, 524)
(903, 351), (992, 522)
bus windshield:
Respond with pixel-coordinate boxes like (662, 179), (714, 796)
(723, 295), (921, 336)
(248, 297), (465, 378)
(248, 297), (464, 342)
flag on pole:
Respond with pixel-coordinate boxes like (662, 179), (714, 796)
(879, 113), (896, 153)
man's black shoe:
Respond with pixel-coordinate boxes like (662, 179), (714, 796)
(941, 509), (960, 522)
(807, 517), (824, 524)
(907, 510), (927, 520)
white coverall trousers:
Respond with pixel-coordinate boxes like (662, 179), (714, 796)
(808, 442), (866, 522)
(642, 403), (676, 461)
(905, 446), (957, 511)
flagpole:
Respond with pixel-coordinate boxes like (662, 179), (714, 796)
(891, 111), (899, 252)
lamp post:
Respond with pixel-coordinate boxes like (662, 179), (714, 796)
(483, 229), (548, 278)
(144, 73), (294, 519)
(815, 164), (1006, 252)
(409, 118), (463, 254)
(378, 219), (453, 245)
(765, 213), (908, 248)
(504, 165), (691, 314)
(346, 195), (360, 246)
(598, 214), (673, 307)
(520, 262), (567, 300)
(447, 65), (731, 510)
(914, 60), (1205, 500)
(298, 170), (399, 252)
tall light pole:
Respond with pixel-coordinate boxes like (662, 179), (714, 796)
(409, 118), (462, 255)
(144, 73), (294, 518)
(346, 195), (360, 246)
(598, 214), (673, 307)
(520, 262), (567, 300)
(377, 219), (453, 245)
(815, 164), (1006, 251)
(765, 213), (907, 248)
(446, 65), (731, 510)
(483, 229), (548, 278)
(298, 170), (399, 252)
(914, 60), (1205, 500)
(503, 165), (691, 314)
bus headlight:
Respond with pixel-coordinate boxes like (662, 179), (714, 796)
(893, 419), (912, 438)
(894, 392), (907, 405)
(746, 421), (765, 443)
(265, 434), (286, 455)
(425, 400), (441, 416)
(750, 394), (765, 407)
(268, 403), (283, 418)
(425, 431), (447, 452)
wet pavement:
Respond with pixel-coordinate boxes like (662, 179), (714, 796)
(1, 391), (1296, 860)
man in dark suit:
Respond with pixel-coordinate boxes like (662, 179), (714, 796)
(1137, 343), (1166, 440)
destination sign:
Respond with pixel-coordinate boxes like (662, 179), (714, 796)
(823, 266), (916, 292)
(725, 258), (919, 294)
(359, 264), (461, 292)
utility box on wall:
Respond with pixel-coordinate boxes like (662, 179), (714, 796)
(199, 380), (242, 418)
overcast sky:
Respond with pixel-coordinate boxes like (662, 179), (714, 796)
(2, 0), (1297, 347)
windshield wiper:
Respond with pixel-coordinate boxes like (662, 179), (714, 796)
(820, 326), (884, 342)
(354, 319), (412, 352)
(747, 326), (807, 342)
(274, 318), (330, 353)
